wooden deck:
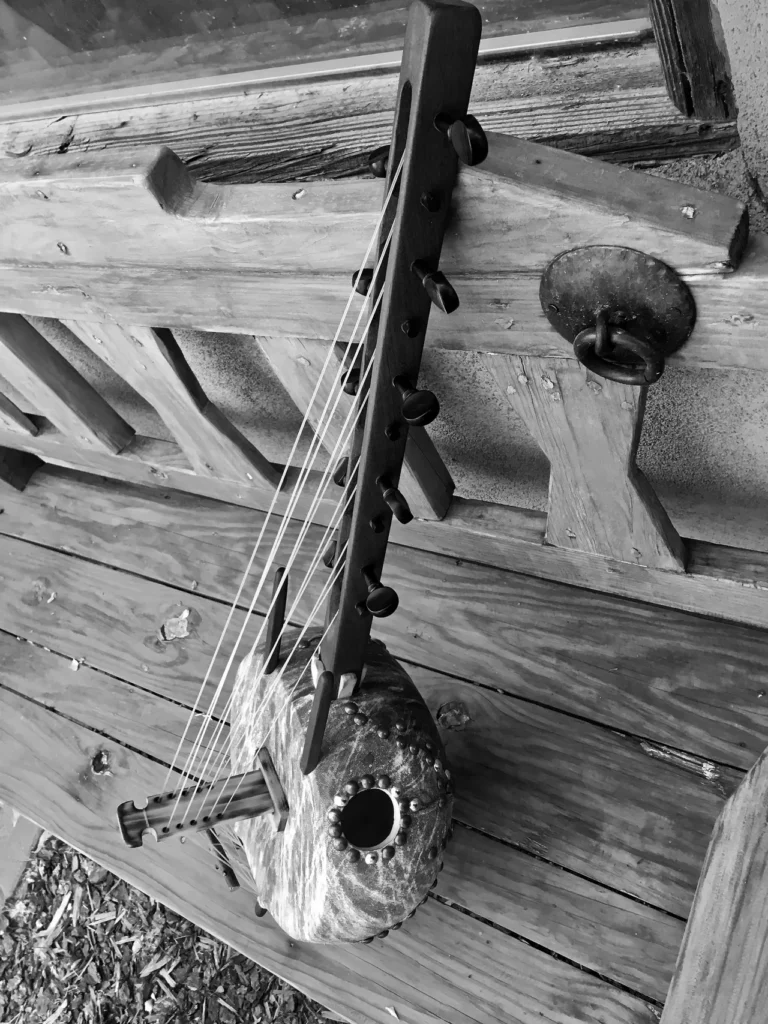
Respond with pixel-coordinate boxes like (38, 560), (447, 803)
(0, 465), (765, 1023)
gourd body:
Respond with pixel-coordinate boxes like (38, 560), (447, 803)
(230, 629), (453, 943)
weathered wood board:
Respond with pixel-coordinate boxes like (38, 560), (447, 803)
(0, 522), (745, 916)
(0, 470), (766, 773)
(0, 633), (683, 1000)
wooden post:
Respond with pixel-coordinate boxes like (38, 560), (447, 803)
(660, 743), (768, 1023)
(648, 0), (736, 120)
(488, 355), (686, 570)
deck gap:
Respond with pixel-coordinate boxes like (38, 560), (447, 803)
(428, 890), (664, 1009)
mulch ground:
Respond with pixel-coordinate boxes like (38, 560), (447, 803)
(0, 833), (334, 1024)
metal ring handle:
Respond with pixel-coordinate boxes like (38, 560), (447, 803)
(573, 324), (665, 385)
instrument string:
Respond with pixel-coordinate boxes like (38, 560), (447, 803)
(163, 155), (404, 815)
(170, 264), (384, 826)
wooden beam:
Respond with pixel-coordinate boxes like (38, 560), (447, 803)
(2, 422), (768, 635)
(648, 0), (736, 120)
(0, 448), (43, 491)
(0, 314), (134, 453)
(0, 41), (736, 183)
(64, 320), (278, 487)
(660, 743), (768, 1023)
(489, 356), (686, 569)
(0, 135), (755, 370)
(0, 391), (37, 434)
(256, 336), (453, 519)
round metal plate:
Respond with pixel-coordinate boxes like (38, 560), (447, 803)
(539, 245), (696, 356)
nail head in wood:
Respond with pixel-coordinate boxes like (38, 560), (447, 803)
(411, 260), (459, 314)
(378, 475), (413, 524)
(394, 375), (440, 426)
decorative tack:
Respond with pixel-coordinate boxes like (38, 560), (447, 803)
(348, 848), (361, 863)
(361, 774), (375, 789)
(398, 798), (410, 812)
(328, 825), (343, 838)
(423, 753), (434, 765)
(428, 846), (438, 860)
(407, 909), (416, 919)
(391, 922), (402, 931)
(353, 713), (368, 726)
(334, 794), (349, 807)
(361, 936), (374, 944)
(344, 780), (359, 796)
(376, 774), (391, 789)
(420, 894), (429, 905)
(333, 837), (348, 851)
(377, 930), (389, 939)
(395, 721), (406, 732)
(425, 740), (434, 751)
(327, 809), (342, 823)
(343, 702), (358, 715)
(395, 832), (408, 847)
(365, 852), (378, 865)
(391, 785), (401, 799)
(400, 814), (412, 828)
(434, 759), (443, 772)
(409, 744), (418, 755)
(445, 769), (452, 780)
(377, 728), (389, 739)
(409, 799), (420, 812)
(382, 846), (396, 862)
(396, 738), (407, 749)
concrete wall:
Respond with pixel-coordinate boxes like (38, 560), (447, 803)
(4, 148), (767, 555)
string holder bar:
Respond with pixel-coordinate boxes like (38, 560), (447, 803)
(320, 0), (482, 688)
(117, 769), (273, 848)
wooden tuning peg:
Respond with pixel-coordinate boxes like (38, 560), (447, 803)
(411, 260), (459, 314)
(333, 457), (348, 487)
(393, 375), (440, 426)
(434, 113), (488, 166)
(360, 566), (399, 618)
(378, 475), (413, 524)
(322, 538), (337, 569)
(352, 268), (374, 296)
(368, 145), (389, 178)
(264, 567), (288, 674)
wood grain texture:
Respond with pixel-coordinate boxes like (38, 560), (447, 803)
(0, 684), (658, 1024)
(660, 745), (768, 1024)
(256, 336), (453, 520)
(648, 0), (735, 120)
(0, 42), (736, 185)
(0, 391), (37, 434)
(0, 313), (134, 453)
(0, 468), (767, 774)
(0, 632), (682, 1000)
(490, 356), (686, 568)
(64, 320), (278, 486)
(0, 529), (747, 916)
(0, 442), (767, 639)
(0, 448), (43, 491)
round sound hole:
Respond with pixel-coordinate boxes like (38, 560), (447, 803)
(340, 788), (396, 850)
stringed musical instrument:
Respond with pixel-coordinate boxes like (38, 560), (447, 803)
(117, 0), (486, 944)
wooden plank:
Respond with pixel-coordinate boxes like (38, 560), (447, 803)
(648, 0), (735, 120)
(0, 314), (134, 453)
(64, 320), (278, 487)
(0, 683), (658, 1024)
(660, 744), (768, 1023)
(0, 449), (43, 491)
(0, 530), (744, 915)
(0, 42), (736, 185)
(490, 356), (685, 568)
(0, 633), (683, 1000)
(1, 432), (767, 638)
(256, 336), (453, 519)
(0, 391), (37, 434)
(0, 134), (745, 277)
(1, 468), (768, 772)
